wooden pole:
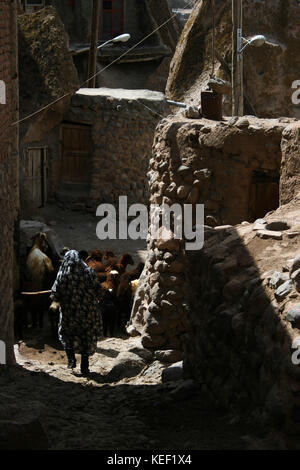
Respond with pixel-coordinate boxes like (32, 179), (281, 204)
(232, 0), (243, 116)
(87, 0), (101, 88)
(21, 290), (52, 296)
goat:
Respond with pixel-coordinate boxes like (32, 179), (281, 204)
(100, 270), (120, 337)
(86, 250), (109, 283)
(23, 232), (55, 329)
(103, 251), (117, 272)
(109, 253), (134, 275)
(116, 262), (145, 331)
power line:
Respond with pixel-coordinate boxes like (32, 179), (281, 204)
(11, 0), (194, 127)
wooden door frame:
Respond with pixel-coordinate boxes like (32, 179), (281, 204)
(26, 146), (48, 208)
(60, 122), (92, 185)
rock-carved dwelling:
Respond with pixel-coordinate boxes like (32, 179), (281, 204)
(17, 3), (179, 215)
(18, 0), (181, 90)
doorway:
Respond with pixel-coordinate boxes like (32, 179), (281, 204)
(26, 147), (47, 208)
(248, 170), (279, 221)
(60, 123), (91, 184)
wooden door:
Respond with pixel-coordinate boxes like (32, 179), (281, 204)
(61, 124), (91, 184)
(249, 171), (279, 221)
(26, 147), (47, 208)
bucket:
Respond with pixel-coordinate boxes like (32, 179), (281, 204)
(201, 91), (223, 120)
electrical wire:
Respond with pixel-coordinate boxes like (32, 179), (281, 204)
(9, 0), (195, 128)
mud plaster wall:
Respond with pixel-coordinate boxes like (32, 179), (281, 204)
(0, 0), (19, 366)
(129, 116), (289, 352)
(280, 122), (300, 206)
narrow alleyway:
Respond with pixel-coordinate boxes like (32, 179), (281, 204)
(4, 322), (274, 451)
(10, 204), (280, 451)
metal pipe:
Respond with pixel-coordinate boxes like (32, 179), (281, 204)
(166, 99), (187, 108)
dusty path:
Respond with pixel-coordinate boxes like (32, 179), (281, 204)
(12, 205), (275, 450)
(34, 203), (148, 263)
(5, 322), (267, 451)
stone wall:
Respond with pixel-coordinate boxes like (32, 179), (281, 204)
(18, 6), (80, 216)
(184, 202), (300, 449)
(0, 0), (19, 365)
(151, 115), (289, 226)
(129, 115), (291, 353)
(129, 113), (300, 446)
(280, 122), (300, 205)
(40, 88), (171, 211)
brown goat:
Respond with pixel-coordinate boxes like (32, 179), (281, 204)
(116, 262), (144, 330)
(86, 250), (107, 281)
(100, 270), (120, 337)
(24, 232), (55, 329)
(112, 253), (134, 275)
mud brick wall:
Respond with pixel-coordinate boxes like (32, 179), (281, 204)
(0, 0), (19, 365)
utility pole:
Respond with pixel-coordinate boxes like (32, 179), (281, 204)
(232, 0), (243, 116)
(87, 0), (100, 88)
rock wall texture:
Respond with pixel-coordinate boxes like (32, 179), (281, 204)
(129, 115), (292, 352)
(35, 89), (171, 211)
(166, 0), (300, 118)
(18, 6), (79, 142)
(0, 0), (19, 366)
(18, 6), (79, 215)
(280, 122), (300, 205)
(129, 113), (300, 445)
(185, 196), (300, 449)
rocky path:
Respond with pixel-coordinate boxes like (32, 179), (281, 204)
(0, 325), (267, 451)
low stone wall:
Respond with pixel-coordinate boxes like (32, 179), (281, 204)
(184, 218), (300, 448)
(280, 122), (300, 205)
(49, 89), (171, 210)
(129, 114), (300, 446)
(129, 114), (293, 351)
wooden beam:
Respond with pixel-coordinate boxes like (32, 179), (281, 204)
(232, 0), (243, 116)
(87, 0), (101, 88)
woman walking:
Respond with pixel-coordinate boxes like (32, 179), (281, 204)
(51, 250), (103, 375)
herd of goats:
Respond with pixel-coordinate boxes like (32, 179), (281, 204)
(14, 232), (144, 341)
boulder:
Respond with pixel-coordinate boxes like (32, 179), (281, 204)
(154, 349), (183, 363)
(162, 360), (183, 383)
(286, 306), (300, 328)
(104, 352), (146, 382)
(274, 280), (294, 301)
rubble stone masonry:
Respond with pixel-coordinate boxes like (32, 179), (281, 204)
(0, 0), (19, 365)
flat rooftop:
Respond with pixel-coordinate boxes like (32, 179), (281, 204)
(76, 87), (166, 102)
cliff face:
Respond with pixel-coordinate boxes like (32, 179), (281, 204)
(18, 6), (79, 143)
(166, 0), (300, 118)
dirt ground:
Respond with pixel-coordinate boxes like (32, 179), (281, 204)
(10, 203), (278, 451)
(9, 321), (266, 451)
(34, 203), (148, 264)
